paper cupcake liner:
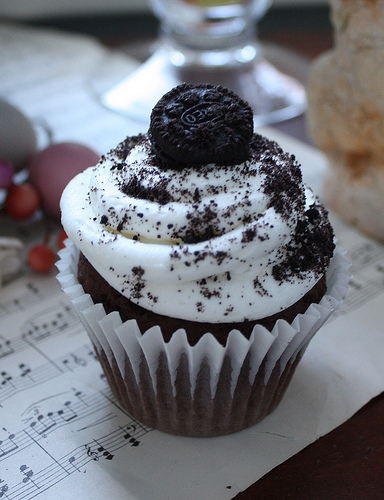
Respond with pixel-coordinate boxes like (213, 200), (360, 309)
(57, 241), (350, 437)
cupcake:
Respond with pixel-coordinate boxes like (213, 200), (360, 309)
(57, 83), (349, 437)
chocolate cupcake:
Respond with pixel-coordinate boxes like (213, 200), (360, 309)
(57, 84), (349, 437)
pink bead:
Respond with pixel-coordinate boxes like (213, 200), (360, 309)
(28, 142), (99, 220)
(0, 159), (15, 189)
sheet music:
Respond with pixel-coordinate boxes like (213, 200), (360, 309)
(1, 23), (384, 500)
(0, 272), (152, 499)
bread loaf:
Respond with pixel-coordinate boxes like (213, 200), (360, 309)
(307, 0), (384, 239)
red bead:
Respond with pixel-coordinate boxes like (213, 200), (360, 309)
(28, 244), (56, 273)
(4, 183), (40, 220)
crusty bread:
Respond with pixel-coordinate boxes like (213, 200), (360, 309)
(307, 0), (384, 239)
(323, 152), (384, 240)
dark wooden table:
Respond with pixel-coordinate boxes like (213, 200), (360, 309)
(28, 7), (384, 498)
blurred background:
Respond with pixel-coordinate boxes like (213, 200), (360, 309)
(0, 0), (332, 61)
(0, 0), (327, 18)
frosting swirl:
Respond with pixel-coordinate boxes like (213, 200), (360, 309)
(61, 133), (334, 323)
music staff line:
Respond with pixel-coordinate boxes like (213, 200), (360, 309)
(334, 264), (384, 318)
(327, 240), (384, 320)
(0, 422), (149, 500)
(0, 301), (82, 362)
(0, 343), (98, 405)
(347, 241), (384, 271)
(0, 279), (59, 320)
(0, 387), (125, 463)
(0, 274), (154, 500)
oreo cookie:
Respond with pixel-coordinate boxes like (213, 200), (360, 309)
(149, 83), (253, 169)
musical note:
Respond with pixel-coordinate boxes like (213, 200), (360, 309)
(0, 277), (55, 319)
(30, 414), (57, 437)
(0, 479), (9, 499)
(68, 456), (80, 472)
(26, 282), (39, 295)
(29, 399), (79, 437)
(349, 279), (362, 291)
(0, 363), (59, 405)
(0, 343), (101, 405)
(71, 353), (86, 367)
(96, 443), (114, 461)
(57, 401), (77, 423)
(375, 264), (384, 275)
(349, 241), (384, 269)
(0, 371), (13, 389)
(73, 390), (88, 407)
(61, 353), (87, 372)
(0, 434), (19, 458)
(87, 349), (98, 362)
(19, 363), (33, 380)
(123, 425), (141, 447)
(0, 266), (152, 500)
(85, 440), (114, 462)
(19, 465), (36, 486)
(22, 304), (77, 344)
(124, 434), (140, 447)
(0, 338), (13, 359)
(11, 298), (21, 311)
(0, 413), (151, 497)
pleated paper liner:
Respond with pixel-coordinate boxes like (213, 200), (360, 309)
(57, 241), (350, 437)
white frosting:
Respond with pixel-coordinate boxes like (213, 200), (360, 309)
(61, 136), (325, 323)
